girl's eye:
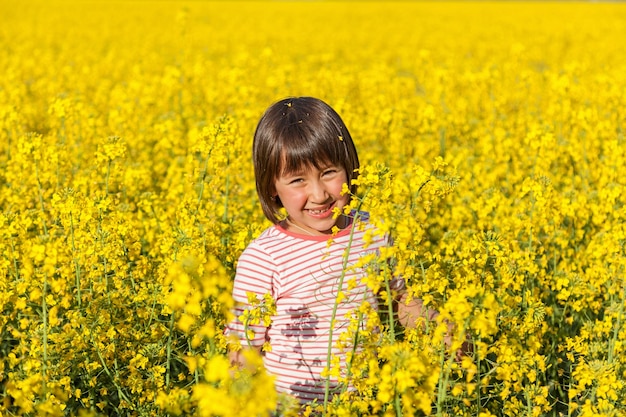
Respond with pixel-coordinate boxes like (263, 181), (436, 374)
(323, 169), (337, 176)
(289, 178), (303, 184)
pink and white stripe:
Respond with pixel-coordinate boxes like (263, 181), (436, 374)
(227, 217), (401, 403)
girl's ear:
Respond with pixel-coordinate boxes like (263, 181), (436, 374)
(271, 195), (282, 207)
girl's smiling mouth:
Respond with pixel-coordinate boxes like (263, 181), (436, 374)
(305, 202), (336, 217)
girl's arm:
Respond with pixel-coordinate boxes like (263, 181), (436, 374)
(396, 292), (472, 360)
(396, 293), (439, 328)
(396, 293), (454, 342)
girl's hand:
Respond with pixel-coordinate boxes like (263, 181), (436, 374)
(443, 326), (474, 362)
(228, 345), (263, 369)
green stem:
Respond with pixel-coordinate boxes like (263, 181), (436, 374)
(525, 381), (533, 416)
(42, 272), (48, 396)
(608, 279), (626, 364)
(196, 128), (219, 211)
(435, 351), (453, 416)
(476, 339), (481, 412)
(105, 160), (111, 195)
(222, 155), (230, 224)
(323, 212), (361, 414)
(98, 208), (113, 307)
(94, 340), (132, 407)
(394, 386), (402, 417)
(166, 311), (176, 389)
(220, 157), (231, 254)
(344, 292), (367, 393)
(4, 128), (10, 161)
(151, 206), (163, 233)
(9, 235), (20, 281)
(34, 161), (49, 236)
(69, 212), (82, 308)
(384, 266), (396, 343)
(145, 284), (160, 332)
(384, 268), (402, 416)
(524, 191), (534, 279)
(196, 151), (211, 209)
(56, 118), (64, 189)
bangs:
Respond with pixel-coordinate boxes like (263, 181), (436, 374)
(274, 102), (347, 177)
(278, 138), (339, 176)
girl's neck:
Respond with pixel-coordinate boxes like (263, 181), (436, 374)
(283, 215), (349, 236)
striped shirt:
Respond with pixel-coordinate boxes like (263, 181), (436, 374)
(227, 213), (402, 403)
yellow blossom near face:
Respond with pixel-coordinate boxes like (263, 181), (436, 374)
(177, 313), (196, 333)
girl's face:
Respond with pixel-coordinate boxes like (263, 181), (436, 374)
(274, 163), (349, 235)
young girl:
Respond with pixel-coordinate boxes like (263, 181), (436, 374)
(227, 96), (435, 405)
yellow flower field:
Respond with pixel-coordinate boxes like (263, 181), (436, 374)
(1, 1), (625, 415)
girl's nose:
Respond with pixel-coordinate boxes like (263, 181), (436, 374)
(308, 180), (329, 203)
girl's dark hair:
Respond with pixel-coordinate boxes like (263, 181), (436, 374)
(253, 96), (360, 223)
